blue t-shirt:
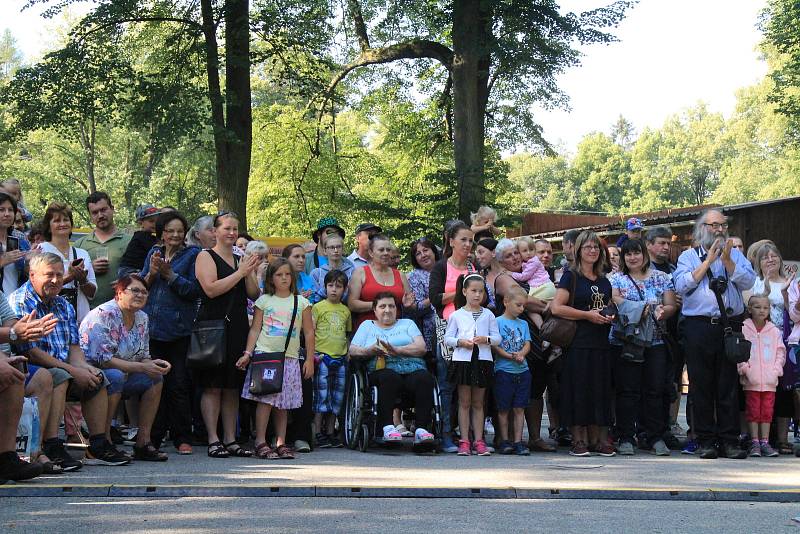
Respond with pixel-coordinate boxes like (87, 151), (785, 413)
(351, 318), (425, 374)
(495, 316), (531, 374)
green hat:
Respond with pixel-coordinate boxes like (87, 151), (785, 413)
(312, 216), (345, 243)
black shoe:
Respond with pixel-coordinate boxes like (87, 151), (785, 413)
(109, 426), (125, 445)
(328, 434), (343, 448)
(662, 432), (681, 451)
(554, 427), (572, 447)
(85, 441), (131, 466)
(43, 439), (83, 472)
(721, 443), (747, 460)
(315, 433), (332, 448)
(698, 445), (719, 459)
(0, 451), (44, 481)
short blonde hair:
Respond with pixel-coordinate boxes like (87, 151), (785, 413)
(470, 205), (497, 224)
(517, 236), (536, 249)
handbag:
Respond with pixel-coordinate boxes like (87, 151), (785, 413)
(539, 269), (577, 348)
(435, 314), (453, 362)
(187, 264), (238, 369)
(248, 295), (298, 395)
(707, 271), (751, 364)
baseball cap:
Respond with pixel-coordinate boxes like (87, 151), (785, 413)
(626, 217), (643, 231)
(354, 222), (382, 235)
(312, 216), (346, 243)
(135, 204), (161, 221)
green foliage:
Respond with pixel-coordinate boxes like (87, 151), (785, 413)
(762, 0), (800, 140)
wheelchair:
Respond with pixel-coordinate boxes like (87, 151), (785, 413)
(343, 358), (443, 453)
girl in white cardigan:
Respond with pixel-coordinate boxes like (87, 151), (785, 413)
(445, 274), (501, 456)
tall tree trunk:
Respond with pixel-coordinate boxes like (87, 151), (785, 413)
(451, 0), (490, 223)
(79, 118), (98, 193)
(199, 0), (228, 213)
(222, 0), (252, 230)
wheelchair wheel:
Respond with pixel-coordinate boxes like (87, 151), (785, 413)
(358, 423), (370, 452)
(343, 370), (365, 450)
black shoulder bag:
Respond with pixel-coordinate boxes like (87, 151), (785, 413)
(249, 295), (298, 395)
(59, 246), (80, 313)
(187, 256), (239, 369)
(706, 269), (751, 364)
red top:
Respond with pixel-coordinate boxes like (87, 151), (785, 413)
(355, 265), (404, 329)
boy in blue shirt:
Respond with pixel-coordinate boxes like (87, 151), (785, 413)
(493, 286), (532, 455)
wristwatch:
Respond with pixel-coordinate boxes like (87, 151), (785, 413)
(9, 326), (17, 342)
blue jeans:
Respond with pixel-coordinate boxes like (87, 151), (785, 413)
(436, 345), (453, 434)
(105, 368), (162, 397)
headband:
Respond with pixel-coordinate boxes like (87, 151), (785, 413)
(463, 273), (484, 283)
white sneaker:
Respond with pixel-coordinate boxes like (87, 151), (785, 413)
(414, 428), (434, 443)
(383, 425), (403, 442)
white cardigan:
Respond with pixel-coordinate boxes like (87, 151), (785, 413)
(444, 307), (501, 362)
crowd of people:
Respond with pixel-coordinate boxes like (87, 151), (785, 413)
(1, 181), (800, 484)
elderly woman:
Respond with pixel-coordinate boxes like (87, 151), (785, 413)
(79, 274), (172, 461)
(407, 237), (440, 356)
(0, 192), (30, 295)
(349, 292), (436, 449)
(194, 212), (260, 458)
(39, 202), (96, 322)
(140, 211), (202, 455)
(752, 243), (797, 454)
(349, 234), (415, 330)
(187, 215), (217, 249)
(550, 230), (616, 457)
(609, 238), (677, 456)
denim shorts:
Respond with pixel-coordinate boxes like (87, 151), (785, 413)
(494, 370), (532, 411)
(105, 369), (162, 397)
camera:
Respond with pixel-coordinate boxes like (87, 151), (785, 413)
(709, 276), (728, 294)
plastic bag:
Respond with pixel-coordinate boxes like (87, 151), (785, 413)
(16, 397), (41, 459)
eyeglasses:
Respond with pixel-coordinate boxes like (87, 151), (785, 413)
(326, 245), (343, 251)
(703, 222), (728, 230)
(125, 287), (149, 296)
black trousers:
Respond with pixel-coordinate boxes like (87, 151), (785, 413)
(286, 374), (314, 445)
(682, 318), (741, 447)
(614, 344), (669, 445)
(369, 369), (434, 430)
(150, 337), (193, 447)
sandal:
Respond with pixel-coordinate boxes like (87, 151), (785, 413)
(38, 460), (63, 475)
(134, 443), (169, 462)
(224, 441), (253, 457)
(254, 442), (279, 459)
(207, 441), (230, 458)
(275, 444), (295, 459)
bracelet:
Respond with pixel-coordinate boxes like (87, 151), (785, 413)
(243, 350), (252, 357)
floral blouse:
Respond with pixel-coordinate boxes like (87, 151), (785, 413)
(408, 268), (436, 352)
(79, 299), (150, 365)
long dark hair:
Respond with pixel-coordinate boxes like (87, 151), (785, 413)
(454, 273), (488, 309)
(620, 238), (651, 275)
(0, 192), (18, 238)
(442, 220), (472, 258)
(409, 237), (440, 269)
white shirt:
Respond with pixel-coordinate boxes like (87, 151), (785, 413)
(444, 307), (501, 362)
(39, 242), (96, 322)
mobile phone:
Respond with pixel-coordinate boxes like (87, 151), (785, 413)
(10, 358), (28, 374)
(72, 258), (83, 267)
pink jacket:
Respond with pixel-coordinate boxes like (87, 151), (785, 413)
(738, 319), (786, 392)
(787, 282), (800, 346)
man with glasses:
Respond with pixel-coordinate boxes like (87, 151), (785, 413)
(674, 209), (755, 459)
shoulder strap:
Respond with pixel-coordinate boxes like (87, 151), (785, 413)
(284, 295), (299, 352)
(222, 255), (239, 321)
(566, 269), (577, 307)
(626, 273), (645, 301)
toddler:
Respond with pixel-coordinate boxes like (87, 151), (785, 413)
(511, 237), (556, 334)
(470, 206), (502, 241)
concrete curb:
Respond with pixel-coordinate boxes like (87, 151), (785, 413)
(2, 484), (800, 502)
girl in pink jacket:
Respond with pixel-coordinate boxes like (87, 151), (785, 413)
(738, 295), (787, 457)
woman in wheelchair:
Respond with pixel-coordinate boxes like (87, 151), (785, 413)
(349, 292), (436, 449)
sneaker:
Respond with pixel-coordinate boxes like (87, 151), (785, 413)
(43, 439), (83, 472)
(414, 428), (434, 444)
(0, 451), (43, 481)
(484, 418), (495, 436)
(498, 440), (514, 455)
(315, 433), (332, 449)
(382, 425), (403, 442)
(84, 441), (131, 466)
(457, 439), (471, 456)
(595, 442), (616, 457)
(681, 439), (699, 455)
(440, 436), (459, 453)
(721, 443), (747, 460)
(328, 434), (343, 448)
(513, 441), (530, 456)
(569, 440), (590, 457)
(395, 424), (413, 438)
(555, 427), (573, 447)
(760, 442), (779, 458)
(473, 439), (491, 456)
(748, 441), (762, 457)
(670, 423), (687, 438)
(651, 439), (671, 456)
(294, 440), (311, 453)
(617, 441), (635, 456)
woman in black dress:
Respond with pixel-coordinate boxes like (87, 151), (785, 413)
(194, 212), (260, 458)
(550, 230), (616, 457)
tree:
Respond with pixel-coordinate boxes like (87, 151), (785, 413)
(275, 0), (632, 222)
(571, 132), (630, 213)
(762, 0), (800, 141)
(610, 114), (635, 150)
(0, 29), (24, 80)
